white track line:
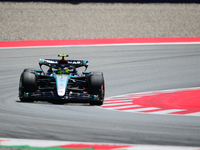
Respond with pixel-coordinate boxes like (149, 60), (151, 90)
(102, 102), (133, 106)
(103, 105), (141, 110)
(105, 87), (200, 100)
(186, 112), (200, 116)
(149, 109), (185, 114)
(123, 107), (160, 112)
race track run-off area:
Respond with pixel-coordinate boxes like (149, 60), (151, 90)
(102, 88), (200, 116)
(1, 37), (200, 149)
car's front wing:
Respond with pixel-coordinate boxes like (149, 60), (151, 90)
(21, 91), (99, 102)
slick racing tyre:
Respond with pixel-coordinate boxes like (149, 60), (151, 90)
(88, 72), (105, 106)
(19, 69), (37, 102)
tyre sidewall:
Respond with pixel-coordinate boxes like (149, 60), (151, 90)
(88, 72), (105, 105)
(19, 70), (37, 102)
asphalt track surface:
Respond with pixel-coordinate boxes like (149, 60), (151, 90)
(1, 44), (200, 147)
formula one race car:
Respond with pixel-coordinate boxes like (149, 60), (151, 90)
(19, 54), (105, 105)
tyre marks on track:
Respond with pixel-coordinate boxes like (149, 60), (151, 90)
(102, 88), (200, 116)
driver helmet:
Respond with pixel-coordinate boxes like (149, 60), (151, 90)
(57, 67), (69, 74)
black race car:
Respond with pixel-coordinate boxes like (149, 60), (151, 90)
(19, 54), (105, 105)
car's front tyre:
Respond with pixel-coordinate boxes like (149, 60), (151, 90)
(19, 69), (37, 102)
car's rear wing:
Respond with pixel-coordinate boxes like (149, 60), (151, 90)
(39, 59), (89, 68)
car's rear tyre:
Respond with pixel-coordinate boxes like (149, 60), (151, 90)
(88, 72), (105, 106)
(19, 70), (37, 102)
